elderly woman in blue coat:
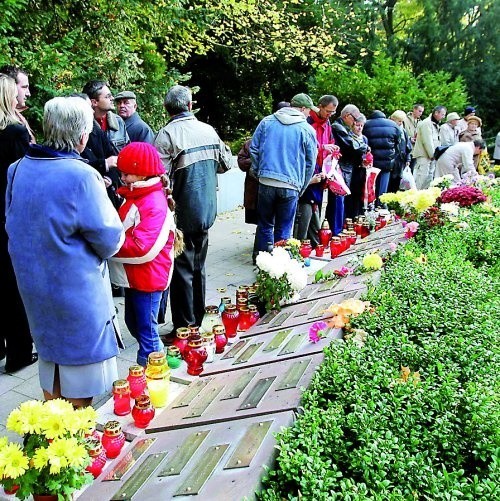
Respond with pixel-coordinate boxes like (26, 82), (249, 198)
(5, 96), (125, 408)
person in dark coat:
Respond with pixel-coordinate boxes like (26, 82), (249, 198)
(0, 74), (37, 372)
(363, 110), (401, 205)
(389, 110), (413, 193)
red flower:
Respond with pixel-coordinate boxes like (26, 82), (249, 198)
(438, 186), (487, 207)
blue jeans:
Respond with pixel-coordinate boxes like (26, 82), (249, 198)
(124, 289), (163, 367)
(256, 184), (299, 252)
(376, 171), (391, 206)
(325, 191), (345, 236)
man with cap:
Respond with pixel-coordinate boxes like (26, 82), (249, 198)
(109, 142), (176, 366)
(439, 112), (461, 147)
(250, 93), (317, 252)
(115, 91), (155, 144)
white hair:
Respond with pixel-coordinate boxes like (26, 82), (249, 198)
(43, 96), (93, 151)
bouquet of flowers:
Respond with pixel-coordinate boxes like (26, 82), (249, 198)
(273, 238), (302, 261)
(0, 399), (96, 500)
(255, 246), (308, 312)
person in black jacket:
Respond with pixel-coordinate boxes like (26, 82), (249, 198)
(327, 104), (368, 235)
(363, 110), (401, 205)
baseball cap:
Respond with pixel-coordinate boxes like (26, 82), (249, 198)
(464, 106), (475, 115)
(290, 93), (319, 113)
(114, 90), (137, 101)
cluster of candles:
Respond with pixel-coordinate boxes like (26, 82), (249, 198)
(172, 286), (261, 376)
(299, 214), (390, 260)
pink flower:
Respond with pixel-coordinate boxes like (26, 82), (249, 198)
(334, 266), (353, 277)
(407, 222), (419, 232)
(388, 242), (397, 252)
(401, 220), (408, 228)
(309, 321), (328, 343)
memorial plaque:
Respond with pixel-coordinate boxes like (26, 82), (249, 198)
(149, 354), (324, 432)
(79, 412), (295, 501)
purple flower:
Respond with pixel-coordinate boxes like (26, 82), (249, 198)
(309, 321), (328, 343)
(401, 220), (408, 228)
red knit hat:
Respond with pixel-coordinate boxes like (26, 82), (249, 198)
(117, 142), (165, 176)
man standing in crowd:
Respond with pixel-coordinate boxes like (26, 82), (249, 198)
(294, 94), (338, 248)
(327, 104), (368, 234)
(154, 85), (234, 339)
(363, 110), (401, 204)
(412, 105), (447, 189)
(83, 80), (130, 151)
(115, 90), (155, 143)
(250, 93), (317, 251)
(0, 65), (35, 143)
(439, 112), (460, 146)
(403, 103), (424, 170)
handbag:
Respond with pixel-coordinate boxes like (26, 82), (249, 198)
(362, 165), (381, 208)
(399, 165), (417, 191)
(434, 145), (450, 161)
(323, 154), (351, 196)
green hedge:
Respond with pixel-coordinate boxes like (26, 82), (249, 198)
(259, 189), (500, 500)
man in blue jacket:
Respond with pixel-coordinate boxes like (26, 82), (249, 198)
(250, 93), (318, 252)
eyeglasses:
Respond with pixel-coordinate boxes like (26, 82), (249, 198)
(348, 113), (361, 121)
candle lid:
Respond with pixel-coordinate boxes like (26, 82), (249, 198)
(104, 420), (122, 436)
(331, 237), (341, 242)
(147, 351), (166, 366)
(167, 346), (181, 357)
(205, 305), (219, 314)
(212, 324), (226, 335)
(175, 327), (190, 339)
(187, 334), (203, 347)
(224, 303), (237, 312)
(85, 437), (102, 455)
(128, 365), (144, 377)
(113, 379), (130, 393)
(134, 394), (152, 410)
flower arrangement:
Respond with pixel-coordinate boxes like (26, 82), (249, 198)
(438, 185), (487, 207)
(379, 188), (441, 218)
(273, 238), (302, 261)
(0, 399), (96, 500)
(255, 246), (308, 311)
(430, 174), (454, 190)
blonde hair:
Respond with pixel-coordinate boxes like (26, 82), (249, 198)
(0, 74), (21, 130)
(390, 110), (407, 122)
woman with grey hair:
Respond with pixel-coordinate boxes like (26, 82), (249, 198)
(5, 96), (125, 408)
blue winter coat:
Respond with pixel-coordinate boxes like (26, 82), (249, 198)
(5, 145), (125, 365)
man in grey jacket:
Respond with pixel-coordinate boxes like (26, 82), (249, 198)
(154, 85), (234, 336)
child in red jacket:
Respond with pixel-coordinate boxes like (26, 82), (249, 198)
(110, 142), (176, 366)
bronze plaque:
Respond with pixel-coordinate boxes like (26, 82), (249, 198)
(171, 378), (214, 409)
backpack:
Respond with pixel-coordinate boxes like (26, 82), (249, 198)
(434, 145), (450, 161)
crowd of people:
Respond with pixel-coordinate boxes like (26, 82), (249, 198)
(0, 66), (494, 407)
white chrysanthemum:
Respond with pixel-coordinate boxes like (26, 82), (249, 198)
(272, 246), (292, 262)
(255, 251), (274, 273)
(287, 260), (308, 290)
(440, 202), (459, 216)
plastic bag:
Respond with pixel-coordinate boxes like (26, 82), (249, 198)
(362, 165), (381, 208)
(399, 165), (417, 191)
(323, 154), (351, 196)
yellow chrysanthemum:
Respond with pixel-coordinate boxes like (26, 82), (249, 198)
(287, 238), (301, 248)
(44, 398), (74, 415)
(32, 447), (50, 469)
(379, 192), (400, 204)
(412, 190), (438, 213)
(65, 442), (90, 468)
(6, 408), (25, 435)
(362, 253), (383, 270)
(42, 413), (67, 439)
(0, 443), (29, 479)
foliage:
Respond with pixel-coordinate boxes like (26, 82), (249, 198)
(0, 399), (96, 500)
(258, 184), (500, 499)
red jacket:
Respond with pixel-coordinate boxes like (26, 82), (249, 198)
(109, 178), (175, 292)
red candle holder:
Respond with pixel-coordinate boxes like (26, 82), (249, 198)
(318, 220), (332, 247)
(102, 421), (125, 459)
(299, 240), (313, 258)
(112, 379), (131, 416)
(221, 303), (240, 338)
(132, 395), (156, 428)
(237, 305), (253, 332)
(330, 237), (343, 258)
(127, 365), (147, 399)
(315, 244), (324, 257)
(173, 327), (190, 356)
(213, 324), (228, 354)
(248, 304), (260, 327)
(184, 335), (208, 376)
(85, 438), (107, 479)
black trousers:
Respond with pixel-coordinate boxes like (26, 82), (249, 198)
(0, 226), (34, 364)
(169, 230), (209, 330)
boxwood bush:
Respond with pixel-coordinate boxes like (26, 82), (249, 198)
(258, 187), (499, 500)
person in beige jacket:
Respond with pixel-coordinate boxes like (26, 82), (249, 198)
(412, 105), (447, 189)
(434, 139), (485, 184)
